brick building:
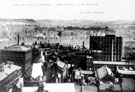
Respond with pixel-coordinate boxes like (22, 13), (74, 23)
(0, 44), (32, 77)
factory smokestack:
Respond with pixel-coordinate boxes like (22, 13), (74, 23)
(17, 34), (19, 45)
(82, 41), (85, 51)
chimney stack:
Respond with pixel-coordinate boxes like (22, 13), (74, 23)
(17, 34), (19, 45)
(82, 41), (85, 51)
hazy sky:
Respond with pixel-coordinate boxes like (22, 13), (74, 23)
(0, 0), (135, 21)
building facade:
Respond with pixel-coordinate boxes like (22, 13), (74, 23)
(0, 45), (32, 77)
(90, 35), (123, 62)
(32, 47), (41, 63)
(0, 62), (22, 92)
(90, 35), (123, 69)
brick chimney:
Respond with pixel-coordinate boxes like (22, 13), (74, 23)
(17, 34), (20, 45)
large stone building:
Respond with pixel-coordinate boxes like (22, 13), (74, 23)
(0, 44), (32, 77)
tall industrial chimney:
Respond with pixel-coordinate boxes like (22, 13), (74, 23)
(82, 41), (85, 51)
(17, 34), (19, 45)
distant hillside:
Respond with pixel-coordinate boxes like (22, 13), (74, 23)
(0, 18), (36, 23)
(0, 19), (135, 43)
(0, 18), (38, 26)
(37, 19), (135, 27)
(37, 19), (135, 40)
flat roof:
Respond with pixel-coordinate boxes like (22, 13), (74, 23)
(0, 45), (31, 52)
(7, 45), (31, 51)
(0, 64), (21, 81)
(31, 63), (43, 79)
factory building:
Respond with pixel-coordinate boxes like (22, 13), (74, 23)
(0, 44), (32, 77)
(89, 35), (123, 69)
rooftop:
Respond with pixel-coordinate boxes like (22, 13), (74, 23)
(6, 44), (31, 51)
(57, 61), (65, 69)
(0, 63), (21, 81)
(31, 62), (43, 79)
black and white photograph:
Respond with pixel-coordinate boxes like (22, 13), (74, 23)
(0, 0), (135, 92)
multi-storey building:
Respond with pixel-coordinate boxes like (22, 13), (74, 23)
(89, 35), (123, 69)
(90, 35), (123, 61)
(0, 44), (32, 77)
(0, 62), (22, 92)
